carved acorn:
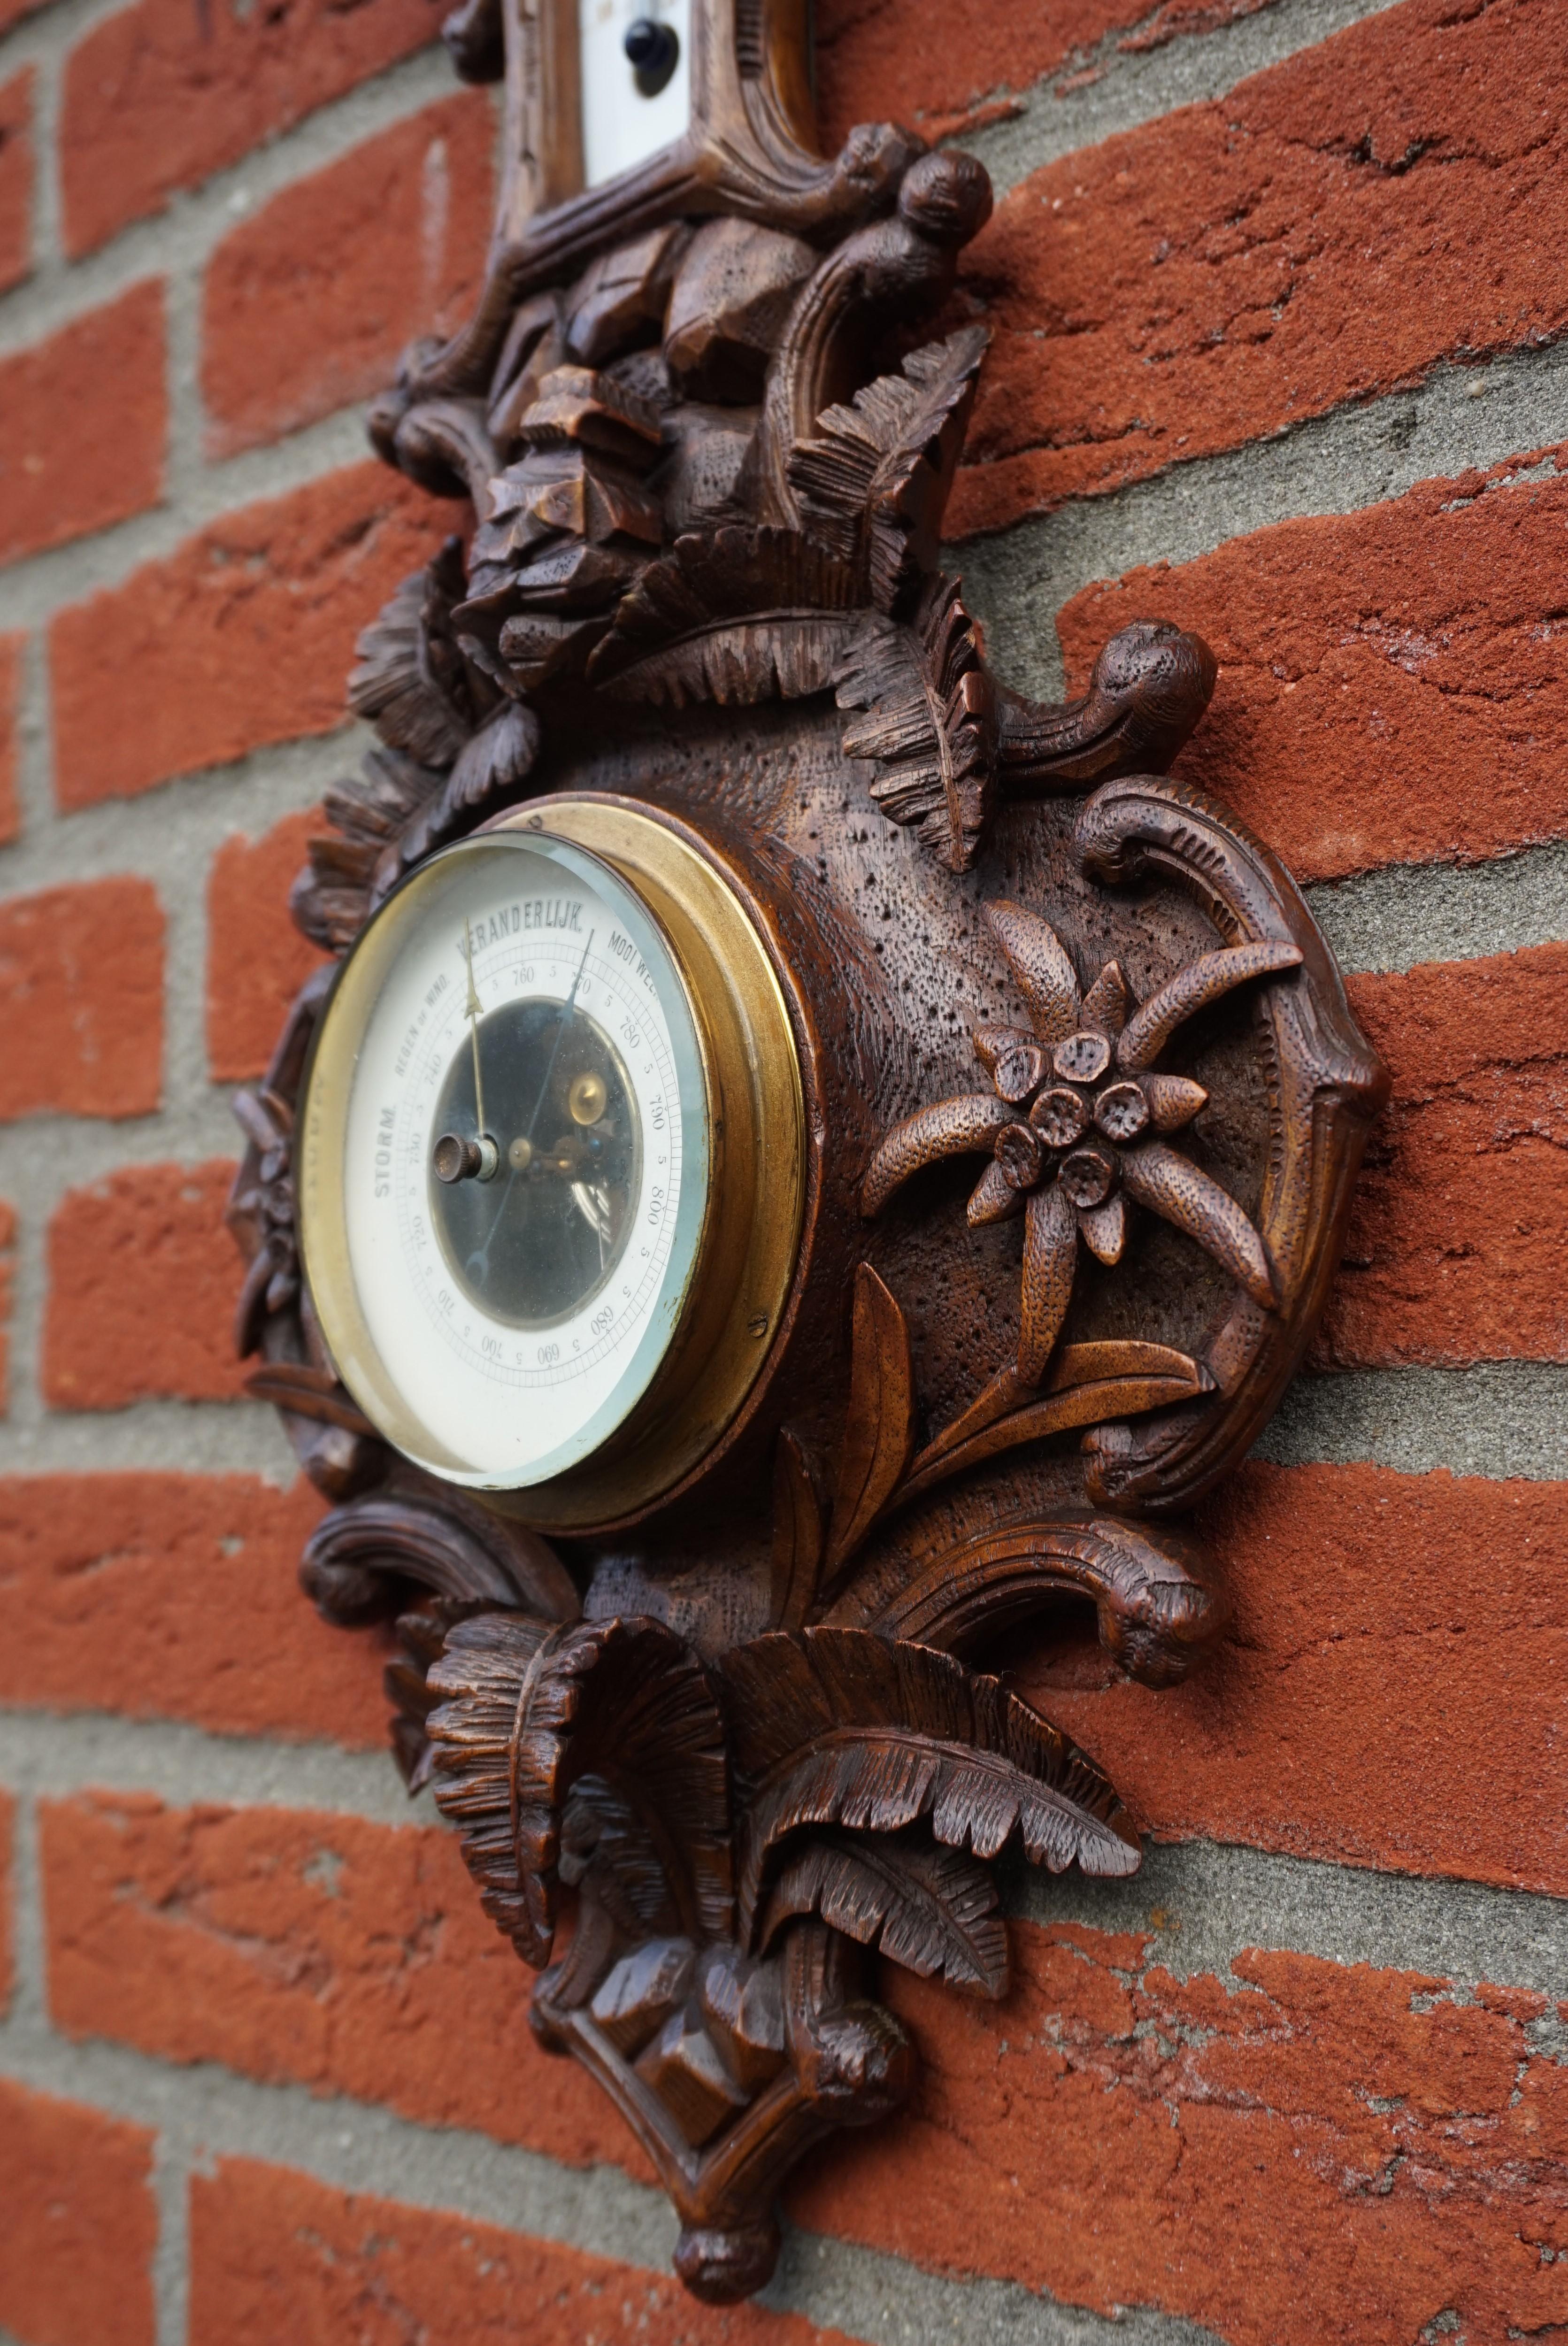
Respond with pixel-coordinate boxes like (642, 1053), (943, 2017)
(862, 900), (1302, 1384)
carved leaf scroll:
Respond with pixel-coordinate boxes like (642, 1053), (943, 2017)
(760, 1828), (1008, 1998)
(831, 1505), (1228, 1691)
(836, 577), (997, 873)
(719, 1627), (1140, 1938)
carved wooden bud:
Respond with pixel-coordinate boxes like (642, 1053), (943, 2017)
(635, 2007), (750, 2146)
(566, 224), (690, 368)
(1059, 1142), (1117, 1209)
(664, 218), (817, 402)
(589, 1937), (695, 2057)
(1053, 1031), (1112, 1083)
(1093, 1081), (1151, 1142)
(994, 1122), (1045, 1191)
(1030, 1087), (1088, 1148)
(699, 1946), (786, 2093)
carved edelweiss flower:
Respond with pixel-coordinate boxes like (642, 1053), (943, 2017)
(861, 902), (1304, 1385)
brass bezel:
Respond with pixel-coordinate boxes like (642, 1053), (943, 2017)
(299, 795), (805, 1533)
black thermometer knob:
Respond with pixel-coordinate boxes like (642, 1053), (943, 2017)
(624, 15), (679, 96)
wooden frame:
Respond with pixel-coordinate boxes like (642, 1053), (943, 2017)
(223, 0), (1390, 2306)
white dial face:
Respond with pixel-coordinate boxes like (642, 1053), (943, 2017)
(301, 833), (709, 1490)
(579, 0), (692, 190)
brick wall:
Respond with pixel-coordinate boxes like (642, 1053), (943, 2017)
(0, 1), (1563, 2341)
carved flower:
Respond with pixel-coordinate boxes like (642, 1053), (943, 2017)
(861, 902), (1302, 1384)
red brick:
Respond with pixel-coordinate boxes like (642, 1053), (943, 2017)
(1016, 1461), (1568, 1894)
(0, 2078), (157, 2346)
(816, 0), (1132, 149)
(0, 1196), (14, 1415)
(815, 0), (1270, 149)
(950, 0), (1568, 534)
(0, 1787), (13, 2011)
(1313, 948), (1568, 1368)
(0, 629), (22, 844)
(789, 1922), (1568, 2346)
(0, 877), (163, 1121)
(202, 93), (493, 460)
(61, 0), (449, 257)
(43, 1160), (247, 1409)
(191, 2156), (854, 2346)
(50, 464), (465, 808)
(207, 809), (329, 1081)
(1056, 451), (1568, 884)
(0, 0), (49, 32)
(0, 283), (165, 565)
(0, 1472), (386, 1746)
(0, 68), (32, 294)
(41, 1792), (642, 2173)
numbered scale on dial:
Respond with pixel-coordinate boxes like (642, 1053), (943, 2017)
(298, 831), (710, 1490)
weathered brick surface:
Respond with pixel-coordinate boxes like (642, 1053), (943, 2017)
(0, 282), (166, 565)
(1056, 451), (1568, 884)
(0, 2079), (158, 2346)
(816, 0), (1130, 148)
(0, 1785), (13, 2011)
(816, 0), (1273, 149)
(50, 465), (464, 808)
(0, 1473), (386, 1746)
(206, 808), (329, 1082)
(202, 92), (493, 459)
(0, 1196), (14, 1415)
(1315, 949), (1568, 1368)
(43, 1161), (247, 1408)
(191, 2157), (856, 2346)
(0, 629), (22, 845)
(60, 0), (449, 257)
(950, 0), (1568, 535)
(789, 1920), (1568, 2346)
(0, 877), (163, 1121)
(42, 1791), (645, 2173)
(0, 67), (32, 294)
(1018, 1461), (1568, 1894)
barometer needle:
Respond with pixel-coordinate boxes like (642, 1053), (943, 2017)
(525, 928), (595, 1142)
(461, 918), (487, 1138)
(467, 929), (596, 1282)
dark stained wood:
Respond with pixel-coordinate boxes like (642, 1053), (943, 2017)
(221, 0), (1390, 2302)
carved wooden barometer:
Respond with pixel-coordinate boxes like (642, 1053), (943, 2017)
(227, 0), (1389, 2302)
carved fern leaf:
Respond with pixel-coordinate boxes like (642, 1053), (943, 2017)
(348, 540), (476, 769)
(718, 1626), (1139, 1936)
(789, 326), (990, 612)
(760, 1827), (1008, 1998)
(392, 700), (543, 874)
(827, 1266), (916, 1572)
(586, 525), (861, 705)
(836, 577), (997, 873)
(427, 1614), (734, 1967)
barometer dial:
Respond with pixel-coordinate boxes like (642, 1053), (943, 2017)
(299, 831), (710, 1491)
